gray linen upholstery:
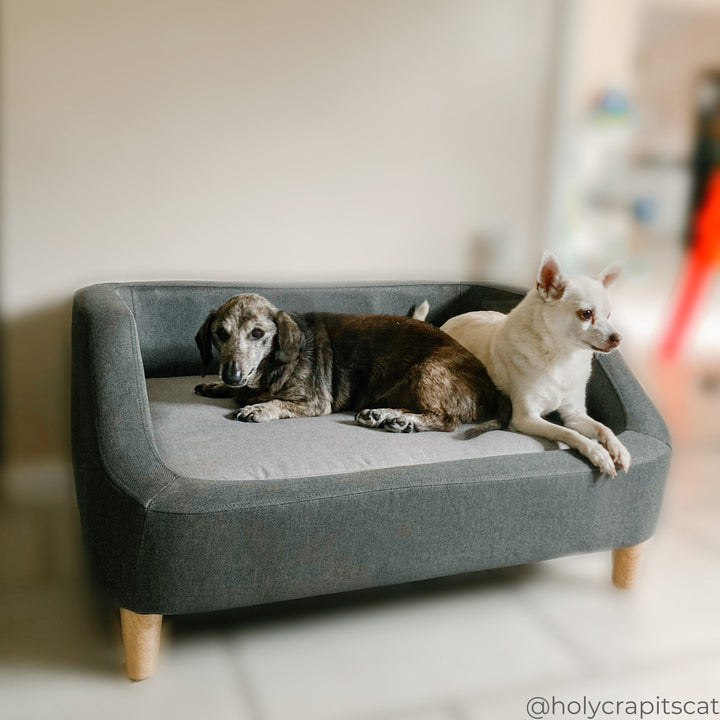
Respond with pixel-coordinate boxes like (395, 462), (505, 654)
(71, 282), (670, 615)
(147, 376), (557, 483)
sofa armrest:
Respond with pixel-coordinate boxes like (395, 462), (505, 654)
(71, 284), (178, 507)
(589, 352), (671, 447)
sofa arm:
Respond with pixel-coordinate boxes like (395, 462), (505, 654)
(589, 351), (671, 447)
(71, 284), (178, 507)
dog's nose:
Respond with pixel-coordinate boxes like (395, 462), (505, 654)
(222, 361), (243, 386)
(608, 332), (622, 348)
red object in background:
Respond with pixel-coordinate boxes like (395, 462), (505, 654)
(660, 169), (720, 360)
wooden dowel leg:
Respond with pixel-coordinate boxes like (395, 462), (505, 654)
(612, 543), (644, 589)
(119, 608), (163, 680)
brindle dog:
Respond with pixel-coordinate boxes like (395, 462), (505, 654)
(194, 293), (509, 433)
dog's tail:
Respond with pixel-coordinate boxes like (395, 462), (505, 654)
(407, 300), (430, 322)
(462, 419), (503, 439)
(462, 393), (512, 440)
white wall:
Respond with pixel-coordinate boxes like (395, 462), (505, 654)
(1, 0), (559, 466)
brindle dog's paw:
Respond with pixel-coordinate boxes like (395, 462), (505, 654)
(233, 403), (276, 423)
(195, 381), (227, 398)
(384, 417), (415, 433)
(233, 406), (260, 422)
(355, 409), (387, 428)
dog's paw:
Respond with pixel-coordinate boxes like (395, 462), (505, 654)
(585, 442), (618, 478)
(356, 408), (416, 431)
(602, 436), (632, 472)
(356, 409), (389, 428)
(616, 445), (632, 472)
(233, 403), (276, 423)
(384, 417), (415, 433)
(195, 381), (226, 397)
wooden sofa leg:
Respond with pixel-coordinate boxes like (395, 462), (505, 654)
(612, 543), (644, 589)
(120, 608), (163, 680)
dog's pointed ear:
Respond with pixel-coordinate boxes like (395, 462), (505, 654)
(265, 311), (305, 393)
(194, 311), (216, 377)
(598, 262), (623, 288)
(536, 251), (567, 301)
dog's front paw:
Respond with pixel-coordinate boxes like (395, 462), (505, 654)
(195, 381), (227, 397)
(356, 409), (388, 428)
(233, 403), (277, 423)
(616, 445), (631, 472)
(384, 417), (415, 433)
(602, 436), (632, 472)
(585, 442), (618, 478)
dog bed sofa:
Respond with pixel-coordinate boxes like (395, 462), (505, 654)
(71, 281), (671, 679)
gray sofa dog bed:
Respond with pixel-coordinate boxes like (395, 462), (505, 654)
(71, 282), (670, 679)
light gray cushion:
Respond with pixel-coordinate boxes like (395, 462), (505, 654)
(147, 376), (558, 483)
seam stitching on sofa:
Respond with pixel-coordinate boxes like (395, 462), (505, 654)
(87, 306), (134, 497)
(115, 285), (186, 502)
(128, 506), (150, 609)
(82, 300), (151, 608)
(87, 291), (179, 506)
(126, 311), (181, 504)
(144, 444), (668, 515)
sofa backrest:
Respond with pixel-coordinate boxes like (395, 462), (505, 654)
(114, 281), (524, 379)
(77, 280), (630, 435)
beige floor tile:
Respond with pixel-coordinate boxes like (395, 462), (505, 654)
(515, 526), (720, 673)
(461, 655), (720, 719)
(0, 638), (252, 720)
(230, 583), (583, 720)
(359, 711), (458, 720)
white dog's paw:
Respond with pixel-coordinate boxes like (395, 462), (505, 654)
(600, 434), (632, 472)
(584, 442), (618, 478)
(616, 445), (632, 472)
(233, 403), (277, 423)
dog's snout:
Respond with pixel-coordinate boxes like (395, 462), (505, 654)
(608, 332), (621, 348)
(222, 361), (244, 387)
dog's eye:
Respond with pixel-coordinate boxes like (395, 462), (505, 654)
(215, 327), (230, 342)
(250, 328), (265, 340)
(577, 309), (594, 321)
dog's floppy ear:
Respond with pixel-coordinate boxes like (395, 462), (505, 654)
(598, 262), (623, 288)
(266, 311), (304, 393)
(194, 311), (216, 377)
(275, 311), (304, 362)
(536, 250), (567, 301)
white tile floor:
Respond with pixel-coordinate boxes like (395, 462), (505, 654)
(2, 257), (720, 720)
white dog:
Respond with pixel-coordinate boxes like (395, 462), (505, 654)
(441, 252), (631, 477)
